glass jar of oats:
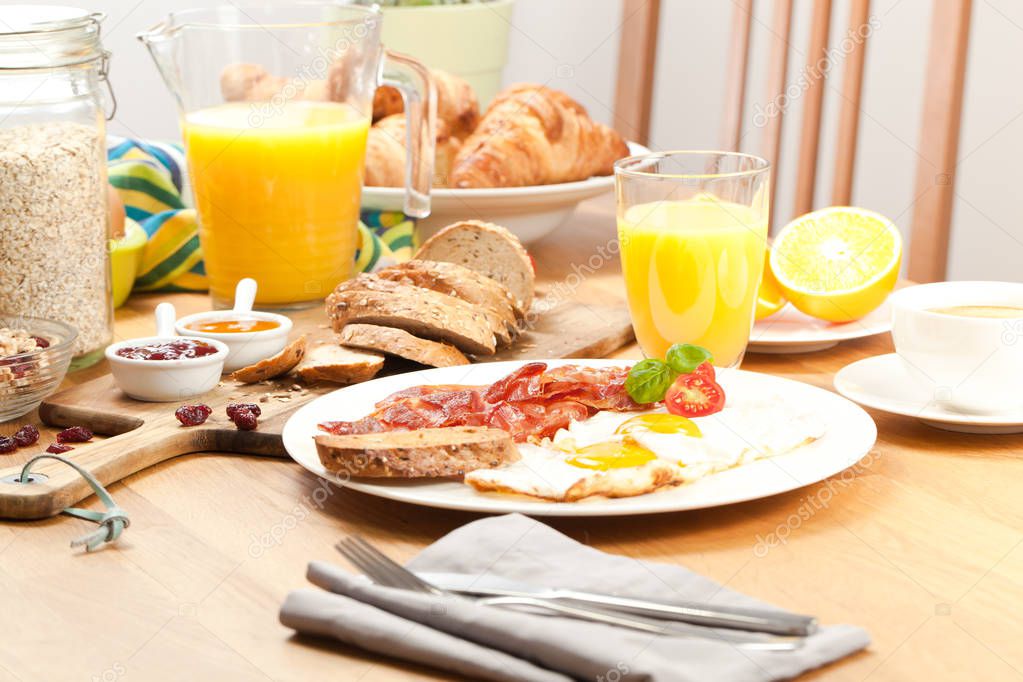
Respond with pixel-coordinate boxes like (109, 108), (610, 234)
(0, 6), (115, 369)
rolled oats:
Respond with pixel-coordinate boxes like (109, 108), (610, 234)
(0, 327), (39, 358)
(0, 326), (49, 398)
(0, 122), (111, 357)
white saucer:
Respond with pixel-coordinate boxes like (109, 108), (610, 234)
(834, 353), (1023, 434)
(748, 300), (891, 354)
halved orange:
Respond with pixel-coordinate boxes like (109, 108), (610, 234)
(770, 207), (901, 322)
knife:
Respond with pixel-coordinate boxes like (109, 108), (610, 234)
(416, 571), (818, 637)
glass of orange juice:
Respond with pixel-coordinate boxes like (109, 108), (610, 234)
(139, 3), (434, 308)
(615, 151), (770, 367)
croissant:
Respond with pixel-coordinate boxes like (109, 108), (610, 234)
(373, 69), (479, 139)
(363, 114), (462, 188)
(220, 62), (347, 103)
(448, 84), (630, 189)
(221, 63), (287, 102)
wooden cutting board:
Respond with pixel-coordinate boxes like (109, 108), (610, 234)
(0, 300), (634, 519)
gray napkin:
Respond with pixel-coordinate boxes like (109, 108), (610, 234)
(280, 514), (870, 681)
(281, 589), (570, 682)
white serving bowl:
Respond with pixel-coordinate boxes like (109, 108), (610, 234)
(361, 141), (650, 244)
(105, 334), (228, 402)
(175, 278), (292, 373)
(106, 302), (228, 402)
(175, 310), (291, 373)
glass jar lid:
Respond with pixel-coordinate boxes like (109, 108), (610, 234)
(0, 5), (105, 69)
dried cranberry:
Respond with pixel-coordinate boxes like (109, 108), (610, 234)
(46, 443), (73, 454)
(0, 437), (16, 454)
(232, 409), (258, 431)
(12, 424), (39, 447)
(31, 336), (50, 349)
(226, 403), (261, 421)
(56, 426), (93, 443)
(0, 358), (34, 379)
(175, 404), (212, 426)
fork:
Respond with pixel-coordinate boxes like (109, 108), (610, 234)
(334, 536), (803, 651)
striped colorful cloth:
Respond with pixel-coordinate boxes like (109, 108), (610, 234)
(106, 137), (416, 294)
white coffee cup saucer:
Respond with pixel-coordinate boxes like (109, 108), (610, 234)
(834, 353), (1023, 434)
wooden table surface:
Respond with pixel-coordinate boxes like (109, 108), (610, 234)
(2, 195), (1021, 682)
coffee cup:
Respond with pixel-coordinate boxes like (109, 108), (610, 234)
(890, 281), (1023, 414)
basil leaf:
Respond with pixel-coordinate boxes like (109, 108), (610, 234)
(625, 359), (677, 404)
(665, 344), (713, 375)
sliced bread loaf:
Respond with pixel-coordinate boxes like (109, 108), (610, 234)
(339, 323), (469, 367)
(379, 259), (524, 323)
(371, 265), (514, 346)
(293, 343), (385, 384)
(327, 274), (497, 355)
(415, 220), (535, 313)
(315, 426), (519, 478)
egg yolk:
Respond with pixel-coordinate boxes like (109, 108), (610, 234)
(566, 438), (658, 471)
(614, 413), (702, 438)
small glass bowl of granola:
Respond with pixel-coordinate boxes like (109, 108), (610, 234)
(0, 315), (77, 422)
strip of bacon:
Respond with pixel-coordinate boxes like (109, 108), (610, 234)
(539, 364), (643, 411)
(317, 362), (649, 441)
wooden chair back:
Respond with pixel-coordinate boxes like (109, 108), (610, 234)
(612, 0), (973, 282)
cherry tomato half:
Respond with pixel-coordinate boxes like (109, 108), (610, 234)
(665, 373), (726, 418)
(692, 361), (716, 381)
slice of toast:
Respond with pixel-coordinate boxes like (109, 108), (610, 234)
(314, 426), (519, 478)
(231, 335), (307, 384)
(415, 220), (534, 313)
(327, 275), (497, 355)
(293, 343), (385, 384)
(339, 323), (469, 368)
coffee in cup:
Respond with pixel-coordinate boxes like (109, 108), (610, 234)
(890, 281), (1023, 413)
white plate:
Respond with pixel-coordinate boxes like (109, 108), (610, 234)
(748, 300), (892, 354)
(282, 360), (877, 516)
(835, 353), (1023, 434)
(361, 142), (650, 244)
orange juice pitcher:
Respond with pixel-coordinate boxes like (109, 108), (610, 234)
(139, 3), (434, 307)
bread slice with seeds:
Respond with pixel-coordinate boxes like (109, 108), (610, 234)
(415, 220), (535, 313)
(326, 274), (497, 355)
(374, 261), (518, 345)
(339, 323), (469, 367)
(293, 343), (385, 384)
(378, 259), (523, 324)
(314, 426), (519, 478)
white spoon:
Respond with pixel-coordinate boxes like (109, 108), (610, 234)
(154, 301), (178, 337)
(232, 278), (258, 315)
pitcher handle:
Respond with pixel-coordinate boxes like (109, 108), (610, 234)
(380, 49), (435, 219)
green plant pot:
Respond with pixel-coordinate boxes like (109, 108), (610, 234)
(380, 0), (513, 107)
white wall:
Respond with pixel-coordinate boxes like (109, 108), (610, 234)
(507, 0), (1023, 282)
(42, 0), (1023, 281)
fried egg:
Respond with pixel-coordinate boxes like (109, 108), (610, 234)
(464, 396), (827, 502)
